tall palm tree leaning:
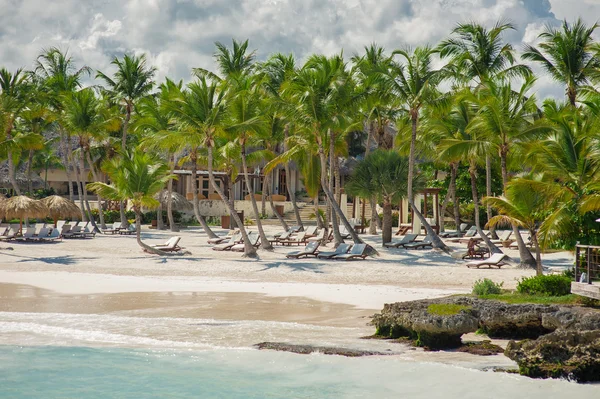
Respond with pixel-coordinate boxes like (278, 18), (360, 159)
(35, 47), (91, 201)
(346, 150), (415, 245)
(523, 18), (599, 107)
(388, 47), (450, 252)
(0, 68), (31, 195)
(88, 149), (179, 256)
(96, 54), (157, 225)
(484, 179), (548, 276)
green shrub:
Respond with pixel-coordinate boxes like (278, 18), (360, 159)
(472, 278), (503, 296)
(516, 275), (572, 296)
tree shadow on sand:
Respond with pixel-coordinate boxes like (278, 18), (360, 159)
(259, 261), (326, 273)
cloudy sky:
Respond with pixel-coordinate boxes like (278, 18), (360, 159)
(1, 0), (599, 99)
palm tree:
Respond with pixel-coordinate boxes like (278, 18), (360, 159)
(224, 73), (273, 250)
(485, 179), (548, 275)
(281, 53), (364, 245)
(389, 46), (449, 251)
(96, 54), (157, 225)
(438, 21), (531, 84)
(0, 68), (30, 195)
(346, 150), (415, 244)
(35, 47), (91, 201)
(88, 149), (175, 255)
(32, 138), (63, 190)
(523, 19), (599, 106)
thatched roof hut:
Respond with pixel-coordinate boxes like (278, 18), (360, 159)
(40, 195), (81, 226)
(153, 190), (193, 211)
(0, 195), (49, 232)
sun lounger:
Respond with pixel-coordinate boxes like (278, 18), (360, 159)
(439, 224), (469, 238)
(490, 230), (512, 244)
(278, 232), (307, 246)
(231, 232), (260, 252)
(17, 227), (37, 241)
(466, 253), (508, 269)
(332, 243), (368, 260)
(212, 233), (242, 251)
(447, 226), (477, 242)
(0, 227), (17, 241)
(207, 230), (238, 245)
(40, 228), (61, 242)
(285, 242), (320, 259)
(151, 236), (183, 252)
(62, 225), (82, 238)
(102, 222), (123, 234)
(384, 234), (419, 248)
(316, 243), (352, 259)
(270, 230), (291, 243)
(117, 224), (135, 235)
(303, 226), (318, 238)
(338, 225), (351, 239)
(403, 235), (433, 250)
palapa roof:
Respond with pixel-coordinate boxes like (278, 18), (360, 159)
(40, 195), (81, 220)
(0, 195), (49, 220)
(153, 190), (193, 211)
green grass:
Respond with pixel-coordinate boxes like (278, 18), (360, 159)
(478, 293), (580, 305)
(427, 304), (471, 316)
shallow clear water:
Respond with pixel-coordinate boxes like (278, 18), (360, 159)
(1, 345), (598, 399)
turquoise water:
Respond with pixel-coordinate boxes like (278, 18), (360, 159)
(0, 345), (598, 398)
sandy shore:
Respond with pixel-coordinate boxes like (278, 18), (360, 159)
(0, 225), (574, 361)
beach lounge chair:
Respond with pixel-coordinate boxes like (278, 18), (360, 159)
(17, 227), (37, 241)
(316, 243), (352, 259)
(278, 232), (307, 246)
(0, 227), (17, 241)
(286, 241), (321, 259)
(40, 228), (61, 242)
(307, 229), (328, 243)
(338, 225), (352, 239)
(447, 226), (477, 243)
(102, 222), (123, 234)
(384, 234), (418, 248)
(231, 232), (260, 252)
(151, 236), (183, 252)
(403, 235), (433, 250)
(466, 253), (508, 269)
(60, 224), (72, 237)
(332, 244), (368, 261)
(207, 230), (238, 245)
(212, 233), (242, 251)
(62, 225), (82, 239)
(269, 230), (291, 243)
(34, 227), (50, 240)
(117, 224), (135, 236)
(490, 230), (512, 245)
(303, 226), (318, 237)
(439, 223), (469, 238)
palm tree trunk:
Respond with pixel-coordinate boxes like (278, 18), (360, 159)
(167, 154), (176, 232)
(382, 198), (392, 245)
(85, 152), (106, 229)
(500, 150), (536, 269)
(6, 149), (21, 196)
(118, 104), (132, 226)
(241, 142), (273, 251)
(74, 152), (86, 221)
(134, 208), (177, 256)
(365, 121), (379, 235)
(261, 177), (267, 216)
(80, 150), (98, 230)
(438, 165), (455, 233)
(207, 143), (256, 257)
(407, 112), (448, 251)
(450, 163), (461, 232)
(530, 230), (543, 276)
(329, 129), (343, 245)
(190, 152), (218, 239)
(266, 172), (289, 231)
(485, 154), (497, 239)
(27, 149), (34, 195)
(469, 162), (501, 254)
(59, 127), (74, 201)
(156, 204), (164, 230)
(314, 198), (323, 229)
(283, 126), (304, 229)
(316, 136), (363, 245)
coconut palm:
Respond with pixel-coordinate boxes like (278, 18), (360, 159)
(346, 150), (415, 244)
(35, 47), (91, 201)
(224, 73), (273, 250)
(438, 21), (531, 84)
(87, 149), (175, 255)
(485, 179), (548, 275)
(388, 46), (449, 251)
(96, 54), (157, 225)
(0, 68), (30, 195)
(523, 19), (599, 106)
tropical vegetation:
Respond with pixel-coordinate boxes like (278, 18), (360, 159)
(3, 19), (600, 262)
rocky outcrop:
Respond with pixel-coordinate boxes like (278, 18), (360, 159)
(254, 342), (390, 357)
(505, 330), (600, 382)
(372, 295), (600, 381)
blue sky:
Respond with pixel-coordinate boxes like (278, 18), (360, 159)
(1, 0), (598, 100)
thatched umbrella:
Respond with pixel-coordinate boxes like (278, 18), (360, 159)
(40, 195), (81, 227)
(154, 190), (193, 211)
(0, 195), (49, 233)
